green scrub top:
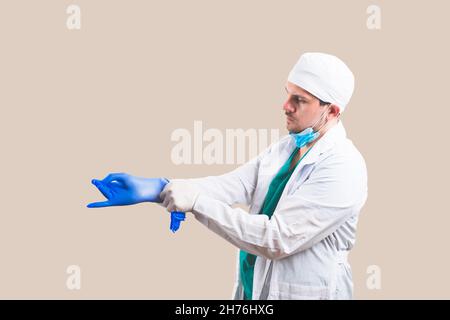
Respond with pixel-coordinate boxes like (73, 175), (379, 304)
(239, 146), (312, 300)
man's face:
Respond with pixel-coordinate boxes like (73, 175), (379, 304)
(283, 81), (326, 133)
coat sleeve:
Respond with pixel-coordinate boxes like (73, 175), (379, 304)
(171, 144), (274, 207)
(191, 152), (368, 260)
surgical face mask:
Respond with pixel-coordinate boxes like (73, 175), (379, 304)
(289, 105), (330, 148)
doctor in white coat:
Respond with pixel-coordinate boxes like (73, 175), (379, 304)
(160, 52), (368, 300)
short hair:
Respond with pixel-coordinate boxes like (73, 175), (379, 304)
(318, 98), (331, 106)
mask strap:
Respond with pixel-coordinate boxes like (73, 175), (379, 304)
(312, 104), (331, 132)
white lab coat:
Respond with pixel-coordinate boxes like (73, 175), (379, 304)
(182, 120), (367, 300)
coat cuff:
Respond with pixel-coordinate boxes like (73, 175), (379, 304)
(192, 193), (220, 220)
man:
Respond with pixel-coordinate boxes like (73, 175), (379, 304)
(88, 52), (368, 300)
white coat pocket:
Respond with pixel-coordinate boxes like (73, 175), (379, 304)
(267, 281), (329, 300)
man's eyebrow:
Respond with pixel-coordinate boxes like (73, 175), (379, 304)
(284, 86), (310, 100)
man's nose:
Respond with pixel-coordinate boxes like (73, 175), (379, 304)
(283, 99), (295, 113)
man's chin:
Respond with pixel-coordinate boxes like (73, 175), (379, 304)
(286, 124), (297, 133)
(286, 125), (293, 132)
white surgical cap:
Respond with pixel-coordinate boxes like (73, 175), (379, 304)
(287, 52), (355, 112)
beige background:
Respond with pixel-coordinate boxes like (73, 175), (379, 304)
(0, 0), (448, 299)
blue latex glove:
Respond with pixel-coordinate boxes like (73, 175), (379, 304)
(87, 173), (186, 232)
(87, 173), (168, 207)
(170, 212), (186, 233)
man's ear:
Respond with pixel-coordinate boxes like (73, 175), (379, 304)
(329, 104), (341, 118)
